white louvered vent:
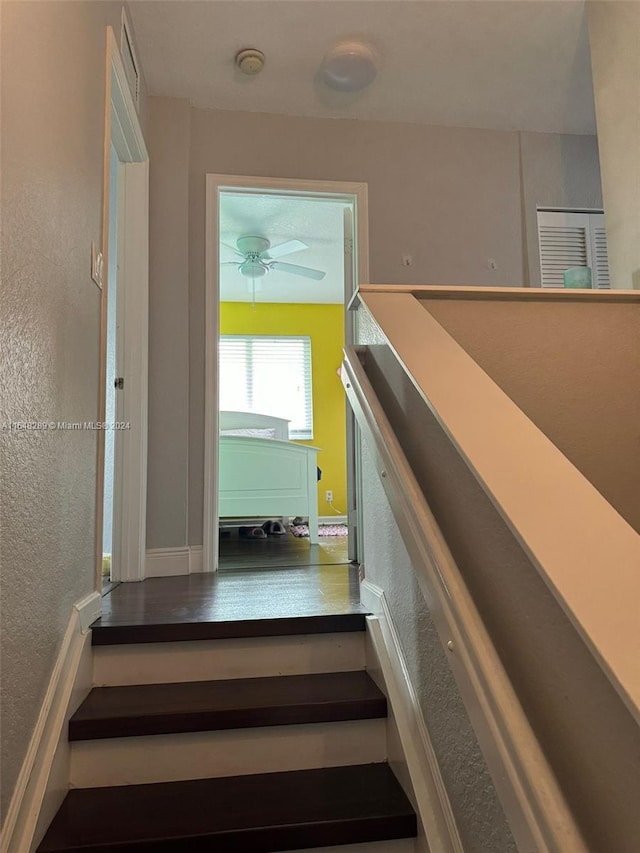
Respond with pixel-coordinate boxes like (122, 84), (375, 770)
(539, 226), (588, 289)
(592, 227), (611, 289)
(537, 210), (610, 289)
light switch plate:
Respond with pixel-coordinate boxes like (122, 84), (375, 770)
(91, 242), (104, 289)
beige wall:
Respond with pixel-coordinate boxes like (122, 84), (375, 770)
(0, 0), (146, 820)
(424, 298), (640, 534)
(171, 104), (601, 545)
(588, 2), (640, 290)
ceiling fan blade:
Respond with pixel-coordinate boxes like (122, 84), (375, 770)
(270, 261), (326, 281)
(220, 242), (245, 258)
(220, 261), (240, 266)
(265, 239), (309, 259)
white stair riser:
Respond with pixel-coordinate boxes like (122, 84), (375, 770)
(70, 718), (386, 788)
(93, 632), (365, 686)
(287, 841), (416, 853)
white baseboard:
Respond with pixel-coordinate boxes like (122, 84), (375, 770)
(189, 545), (204, 573)
(145, 546), (190, 577)
(361, 580), (463, 853)
(319, 515), (348, 525)
(145, 546), (205, 577)
(2, 591), (99, 853)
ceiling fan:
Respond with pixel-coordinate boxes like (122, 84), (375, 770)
(221, 236), (326, 281)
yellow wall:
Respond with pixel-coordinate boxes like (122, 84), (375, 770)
(219, 302), (347, 515)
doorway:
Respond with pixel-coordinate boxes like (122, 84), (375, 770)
(204, 176), (369, 573)
(97, 27), (149, 590)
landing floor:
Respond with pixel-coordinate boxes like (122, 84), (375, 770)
(99, 537), (361, 628)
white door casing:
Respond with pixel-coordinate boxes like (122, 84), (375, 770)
(204, 175), (369, 572)
(96, 27), (149, 587)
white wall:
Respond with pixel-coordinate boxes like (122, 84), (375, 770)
(0, 0), (147, 820)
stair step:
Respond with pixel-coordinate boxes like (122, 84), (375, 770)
(90, 613), (367, 646)
(70, 719), (387, 788)
(93, 631), (365, 686)
(37, 763), (417, 853)
(70, 671), (387, 741)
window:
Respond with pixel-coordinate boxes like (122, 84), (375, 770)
(537, 210), (610, 289)
(219, 336), (313, 439)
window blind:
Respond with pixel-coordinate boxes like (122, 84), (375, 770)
(219, 336), (313, 439)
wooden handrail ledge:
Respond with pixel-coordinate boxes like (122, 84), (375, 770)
(358, 289), (640, 723)
(358, 284), (640, 303)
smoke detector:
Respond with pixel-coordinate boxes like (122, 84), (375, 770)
(235, 48), (265, 76)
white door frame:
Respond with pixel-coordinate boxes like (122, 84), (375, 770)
(204, 175), (369, 572)
(95, 27), (149, 588)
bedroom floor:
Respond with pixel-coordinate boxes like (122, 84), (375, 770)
(218, 528), (349, 571)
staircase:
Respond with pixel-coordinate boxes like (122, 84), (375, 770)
(37, 612), (417, 852)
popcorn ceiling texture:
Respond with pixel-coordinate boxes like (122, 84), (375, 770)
(0, 1), (146, 820)
(357, 311), (516, 851)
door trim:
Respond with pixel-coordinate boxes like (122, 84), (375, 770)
(96, 27), (149, 587)
(204, 175), (369, 572)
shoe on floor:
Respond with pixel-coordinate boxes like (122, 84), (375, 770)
(261, 520), (287, 536)
(239, 526), (267, 539)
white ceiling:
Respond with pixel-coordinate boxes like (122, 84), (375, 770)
(129, 0), (595, 135)
(219, 193), (349, 303)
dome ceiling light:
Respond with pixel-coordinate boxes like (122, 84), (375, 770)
(319, 41), (378, 92)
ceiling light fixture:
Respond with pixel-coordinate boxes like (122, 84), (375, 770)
(235, 48), (265, 76)
(319, 41), (377, 92)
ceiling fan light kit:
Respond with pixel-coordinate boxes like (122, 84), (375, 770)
(320, 41), (378, 92)
(221, 236), (327, 282)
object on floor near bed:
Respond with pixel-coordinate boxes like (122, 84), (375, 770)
(291, 523), (348, 538)
(262, 520), (287, 536)
(239, 525), (267, 539)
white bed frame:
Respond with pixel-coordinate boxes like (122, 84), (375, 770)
(218, 412), (319, 544)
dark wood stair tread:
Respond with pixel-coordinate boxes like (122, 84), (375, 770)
(37, 763), (417, 852)
(69, 671), (387, 740)
(90, 613), (367, 645)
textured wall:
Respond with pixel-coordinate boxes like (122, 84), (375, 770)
(0, 0), (146, 820)
(359, 327), (640, 852)
(146, 97), (191, 548)
(356, 313), (516, 852)
(588, 2), (640, 290)
(423, 298), (640, 534)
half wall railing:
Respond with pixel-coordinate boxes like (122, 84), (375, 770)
(342, 285), (640, 853)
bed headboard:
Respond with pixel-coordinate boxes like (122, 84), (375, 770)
(219, 411), (290, 441)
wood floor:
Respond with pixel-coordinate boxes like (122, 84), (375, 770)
(218, 529), (349, 571)
(95, 529), (361, 640)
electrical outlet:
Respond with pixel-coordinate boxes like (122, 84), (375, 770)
(325, 490), (333, 503)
